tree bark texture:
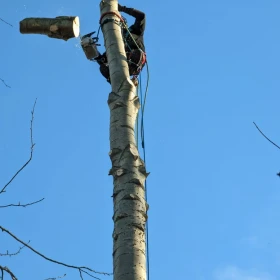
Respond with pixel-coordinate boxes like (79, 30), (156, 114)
(100, 1), (148, 280)
(20, 16), (80, 40)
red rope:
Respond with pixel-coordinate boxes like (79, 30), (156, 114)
(99, 11), (124, 24)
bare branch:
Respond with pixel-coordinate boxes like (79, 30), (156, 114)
(79, 269), (84, 280)
(0, 226), (112, 280)
(0, 18), (13, 27)
(0, 99), (37, 195)
(44, 274), (66, 280)
(0, 266), (17, 280)
(0, 198), (44, 208)
(0, 244), (27, 257)
(0, 78), (11, 88)
(253, 122), (280, 150)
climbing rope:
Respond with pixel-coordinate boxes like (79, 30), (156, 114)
(122, 19), (151, 280)
(138, 67), (150, 280)
(136, 85), (140, 148)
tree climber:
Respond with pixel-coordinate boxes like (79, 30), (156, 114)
(81, 4), (146, 85)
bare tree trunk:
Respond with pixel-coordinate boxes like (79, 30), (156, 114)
(20, 16), (80, 40)
(99, 1), (148, 279)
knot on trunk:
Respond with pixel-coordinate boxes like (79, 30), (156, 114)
(123, 193), (141, 201)
(108, 148), (122, 159)
(138, 165), (150, 178)
(127, 178), (145, 189)
(107, 91), (121, 106)
(108, 167), (127, 177)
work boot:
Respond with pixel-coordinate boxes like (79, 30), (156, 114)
(99, 64), (110, 82)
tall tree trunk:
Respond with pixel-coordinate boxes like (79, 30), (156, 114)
(99, 1), (148, 280)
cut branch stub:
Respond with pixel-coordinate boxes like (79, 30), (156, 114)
(20, 16), (80, 40)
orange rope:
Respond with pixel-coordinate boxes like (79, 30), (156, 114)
(99, 11), (124, 24)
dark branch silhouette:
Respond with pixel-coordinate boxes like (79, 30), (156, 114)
(0, 198), (44, 208)
(0, 265), (17, 280)
(0, 78), (11, 88)
(253, 122), (280, 150)
(253, 122), (280, 177)
(44, 274), (66, 280)
(0, 17), (13, 27)
(0, 244), (27, 257)
(0, 99), (37, 195)
(0, 226), (112, 280)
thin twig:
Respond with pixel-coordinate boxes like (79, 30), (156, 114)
(0, 78), (11, 88)
(0, 244), (27, 257)
(0, 99), (37, 195)
(0, 18), (13, 27)
(253, 122), (280, 150)
(44, 274), (66, 280)
(0, 198), (44, 208)
(0, 266), (17, 280)
(0, 226), (112, 280)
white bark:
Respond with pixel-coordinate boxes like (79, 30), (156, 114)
(100, 1), (148, 280)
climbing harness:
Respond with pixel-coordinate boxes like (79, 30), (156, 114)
(121, 22), (146, 83)
(99, 11), (125, 25)
(127, 49), (146, 76)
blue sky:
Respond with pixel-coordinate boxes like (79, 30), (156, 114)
(1, 0), (280, 279)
